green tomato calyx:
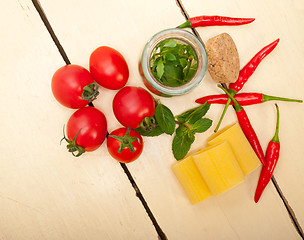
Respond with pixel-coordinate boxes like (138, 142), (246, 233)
(61, 127), (85, 157)
(82, 83), (99, 102)
(140, 116), (156, 131)
(108, 127), (141, 153)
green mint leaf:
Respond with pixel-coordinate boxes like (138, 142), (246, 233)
(176, 102), (210, 124)
(150, 57), (159, 76)
(176, 110), (192, 123)
(186, 45), (197, 60)
(134, 124), (164, 137)
(176, 103), (211, 124)
(165, 52), (176, 61)
(168, 44), (183, 56)
(179, 58), (188, 68)
(192, 118), (212, 133)
(187, 103), (210, 124)
(156, 59), (165, 79)
(162, 62), (183, 87)
(154, 103), (175, 135)
(175, 123), (187, 136)
(163, 39), (177, 48)
(172, 125), (195, 160)
(184, 61), (197, 81)
(183, 60), (191, 78)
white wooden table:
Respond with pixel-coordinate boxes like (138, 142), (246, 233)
(1, 0), (304, 239)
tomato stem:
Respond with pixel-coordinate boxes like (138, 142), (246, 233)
(82, 83), (99, 102)
(140, 116), (156, 131)
(60, 126), (85, 157)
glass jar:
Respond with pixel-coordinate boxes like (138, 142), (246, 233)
(140, 28), (208, 97)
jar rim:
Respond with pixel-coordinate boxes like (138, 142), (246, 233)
(141, 28), (208, 96)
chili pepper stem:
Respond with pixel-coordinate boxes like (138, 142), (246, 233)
(214, 84), (232, 132)
(263, 94), (302, 103)
(214, 98), (231, 132)
(272, 104), (280, 143)
(218, 85), (242, 111)
(177, 20), (192, 29)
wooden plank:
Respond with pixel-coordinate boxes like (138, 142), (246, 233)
(179, 0), (304, 236)
(0, 1), (157, 239)
(27, 0), (304, 239)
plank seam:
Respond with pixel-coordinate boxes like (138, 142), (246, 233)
(175, 0), (304, 239)
(120, 163), (168, 240)
(31, 0), (70, 64)
(271, 176), (304, 239)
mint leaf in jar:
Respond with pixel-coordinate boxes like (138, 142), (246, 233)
(163, 39), (177, 48)
(156, 59), (165, 79)
(150, 39), (198, 87)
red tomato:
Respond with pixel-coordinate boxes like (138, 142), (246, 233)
(52, 64), (98, 109)
(107, 127), (143, 163)
(89, 46), (129, 90)
(65, 107), (107, 155)
(112, 86), (155, 129)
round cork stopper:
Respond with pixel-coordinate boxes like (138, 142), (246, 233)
(206, 33), (240, 84)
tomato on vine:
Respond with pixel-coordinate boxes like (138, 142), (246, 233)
(61, 106), (107, 156)
(112, 86), (155, 129)
(107, 127), (143, 163)
(89, 46), (129, 90)
(51, 64), (99, 109)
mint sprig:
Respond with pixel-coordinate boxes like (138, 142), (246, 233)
(134, 100), (212, 160)
(172, 124), (195, 160)
(172, 103), (212, 160)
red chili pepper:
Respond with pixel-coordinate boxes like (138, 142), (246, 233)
(177, 15), (255, 28)
(255, 104), (280, 203)
(229, 39), (280, 93)
(214, 39), (280, 132)
(219, 85), (266, 165)
(195, 92), (303, 105)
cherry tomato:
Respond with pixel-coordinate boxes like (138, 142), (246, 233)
(51, 64), (99, 109)
(89, 46), (129, 90)
(107, 127), (143, 163)
(112, 86), (155, 129)
(64, 107), (107, 156)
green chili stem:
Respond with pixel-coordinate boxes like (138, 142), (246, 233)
(272, 104), (280, 143)
(218, 85), (242, 112)
(263, 94), (302, 103)
(214, 88), (236, 132)
(177, 20), (192, 29)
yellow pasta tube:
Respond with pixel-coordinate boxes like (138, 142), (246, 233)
(172, 156), (212, 204)
(193, 141), (244, 195)
(207, 123), (261, 175)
